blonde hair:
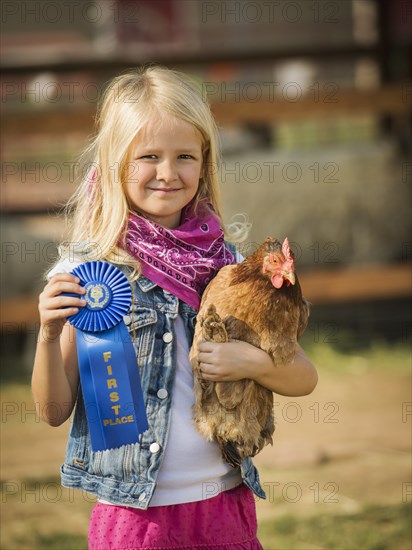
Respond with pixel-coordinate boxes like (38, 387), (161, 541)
(60, 65), (249, 273)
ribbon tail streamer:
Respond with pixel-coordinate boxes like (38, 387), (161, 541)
(76, 324), (148, 452)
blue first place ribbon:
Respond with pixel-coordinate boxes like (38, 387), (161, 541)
(64, 261), (148, 452)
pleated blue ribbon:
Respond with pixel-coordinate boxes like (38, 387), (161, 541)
(65, 261), (148, 452)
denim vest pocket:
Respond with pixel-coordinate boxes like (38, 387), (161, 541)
(130, 307), (158, 366)
(88, 443), (144, 483)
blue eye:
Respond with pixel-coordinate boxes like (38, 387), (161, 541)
(138, 154), (195, 160)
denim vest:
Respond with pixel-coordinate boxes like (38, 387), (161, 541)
(61, 262), (266, 509)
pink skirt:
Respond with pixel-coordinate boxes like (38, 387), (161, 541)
(88, 483), (263, 549)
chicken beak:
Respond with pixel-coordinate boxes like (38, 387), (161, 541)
(283, 271), (296, 285)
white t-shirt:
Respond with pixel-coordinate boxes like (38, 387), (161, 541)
(49, 256), (242, 506)
(149, 314), (241, 506)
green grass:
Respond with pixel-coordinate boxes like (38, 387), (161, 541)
(258, 502), (412, 550)
(14, 532), (87, 550)
(300, 337), (411, 375)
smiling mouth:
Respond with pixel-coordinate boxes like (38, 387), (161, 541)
(148, 188), (181, 193)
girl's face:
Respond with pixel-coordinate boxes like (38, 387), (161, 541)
(126, 115), (204, 229)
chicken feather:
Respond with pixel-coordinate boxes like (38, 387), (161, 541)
(190, 237), (309, 468)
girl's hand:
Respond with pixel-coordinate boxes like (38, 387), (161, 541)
(197, 340), (270, 382)
(38, 273), (86, 338)
(198, 340), (318, 396)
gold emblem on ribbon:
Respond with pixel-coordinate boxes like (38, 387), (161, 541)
(86, 283), (110, 309)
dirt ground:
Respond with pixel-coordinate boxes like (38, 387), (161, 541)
(254, 361), (411, 520)
(1, 349), (411, 549)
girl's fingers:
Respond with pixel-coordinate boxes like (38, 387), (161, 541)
(42, 295), (86, 311)
(197, 351), (212, 364)
(54, 281), (86, 294)
(38, 274), (85, 331)
(41, 307), (80, 321)
(197, 343), (224, 362)
(48, 282), (86, 296)
(38, 273), (87, 327)
(48, 272), (80, 284)
(197, 341), (217, 353)
(44, 279), (86, 299)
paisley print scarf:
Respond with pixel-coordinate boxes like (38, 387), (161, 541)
(125, 201), (234, 310)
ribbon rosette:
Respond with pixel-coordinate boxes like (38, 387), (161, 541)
(65, 261), (148, 452)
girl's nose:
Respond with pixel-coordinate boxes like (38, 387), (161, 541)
(156, 160), (178, 183)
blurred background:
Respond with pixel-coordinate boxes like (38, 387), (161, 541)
(1, 1), (411, 548)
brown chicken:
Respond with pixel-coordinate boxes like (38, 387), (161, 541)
(189, 237), (310, 467)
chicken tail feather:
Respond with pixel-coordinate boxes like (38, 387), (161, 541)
(217, 436), (242, 468)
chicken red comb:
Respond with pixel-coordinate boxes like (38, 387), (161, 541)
(282, 238), (293, 262)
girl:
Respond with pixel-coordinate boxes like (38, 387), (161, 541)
(32, 66), (317, 550)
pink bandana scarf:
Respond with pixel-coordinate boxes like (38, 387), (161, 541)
(125, 201), (234, 310)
